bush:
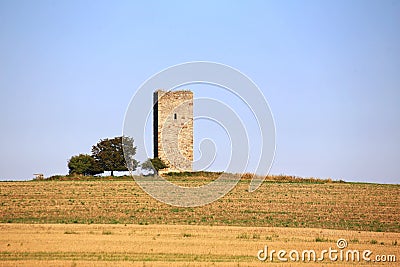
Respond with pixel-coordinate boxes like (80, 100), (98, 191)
(141, 157), (168, 173)
(68, 154), (103, 176)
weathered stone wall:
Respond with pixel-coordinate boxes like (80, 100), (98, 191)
(153, 90), (193, 172)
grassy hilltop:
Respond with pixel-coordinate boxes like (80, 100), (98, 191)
(1, 173), (399, 232)
(1, 173), (399, 266)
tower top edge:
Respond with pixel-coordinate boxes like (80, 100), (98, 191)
(155, 89), (193, 94)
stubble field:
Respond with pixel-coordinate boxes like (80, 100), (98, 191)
(1, 224), (399, 266)
(0, 177), (399, 265)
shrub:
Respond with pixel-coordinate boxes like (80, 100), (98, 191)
(68, 154), (103, 176)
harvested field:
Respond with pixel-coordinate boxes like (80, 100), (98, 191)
(0, 224), (399, 266)
(0, 179), (399, 232)
(0, 178), (399, 265)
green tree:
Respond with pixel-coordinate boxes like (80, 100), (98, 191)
(68, 154), (103, 176)
(92, 136), (138, 176)
(141, 157), (168, 174)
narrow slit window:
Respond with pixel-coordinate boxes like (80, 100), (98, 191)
(174, 113), (177, 120)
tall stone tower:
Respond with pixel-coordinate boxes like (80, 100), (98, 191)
(153, 90), (193, 172)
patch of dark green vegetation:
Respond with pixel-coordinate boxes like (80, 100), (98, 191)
(42, 175), (134, 182)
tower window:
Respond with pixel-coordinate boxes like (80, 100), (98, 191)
(174, 113), (177, 120)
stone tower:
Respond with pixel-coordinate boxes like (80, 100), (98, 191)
(153, 90), (193, 172)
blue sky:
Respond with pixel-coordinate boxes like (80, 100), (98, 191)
(0, 0), (399, 183)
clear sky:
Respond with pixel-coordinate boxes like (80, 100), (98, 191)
(0, 0), (399, 183)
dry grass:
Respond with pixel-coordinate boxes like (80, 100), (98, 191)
(0, 177), (399, 265)
(0, 178), (399, 232)
(0, 224), (399, 266)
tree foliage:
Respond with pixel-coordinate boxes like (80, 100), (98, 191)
(141, 157), (168, 174)
(68, 154), (103, 176)
(92, 136), (138, 176)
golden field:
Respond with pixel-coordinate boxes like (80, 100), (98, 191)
(0, 224), (399, 266)
(0, 177), (399, 265)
